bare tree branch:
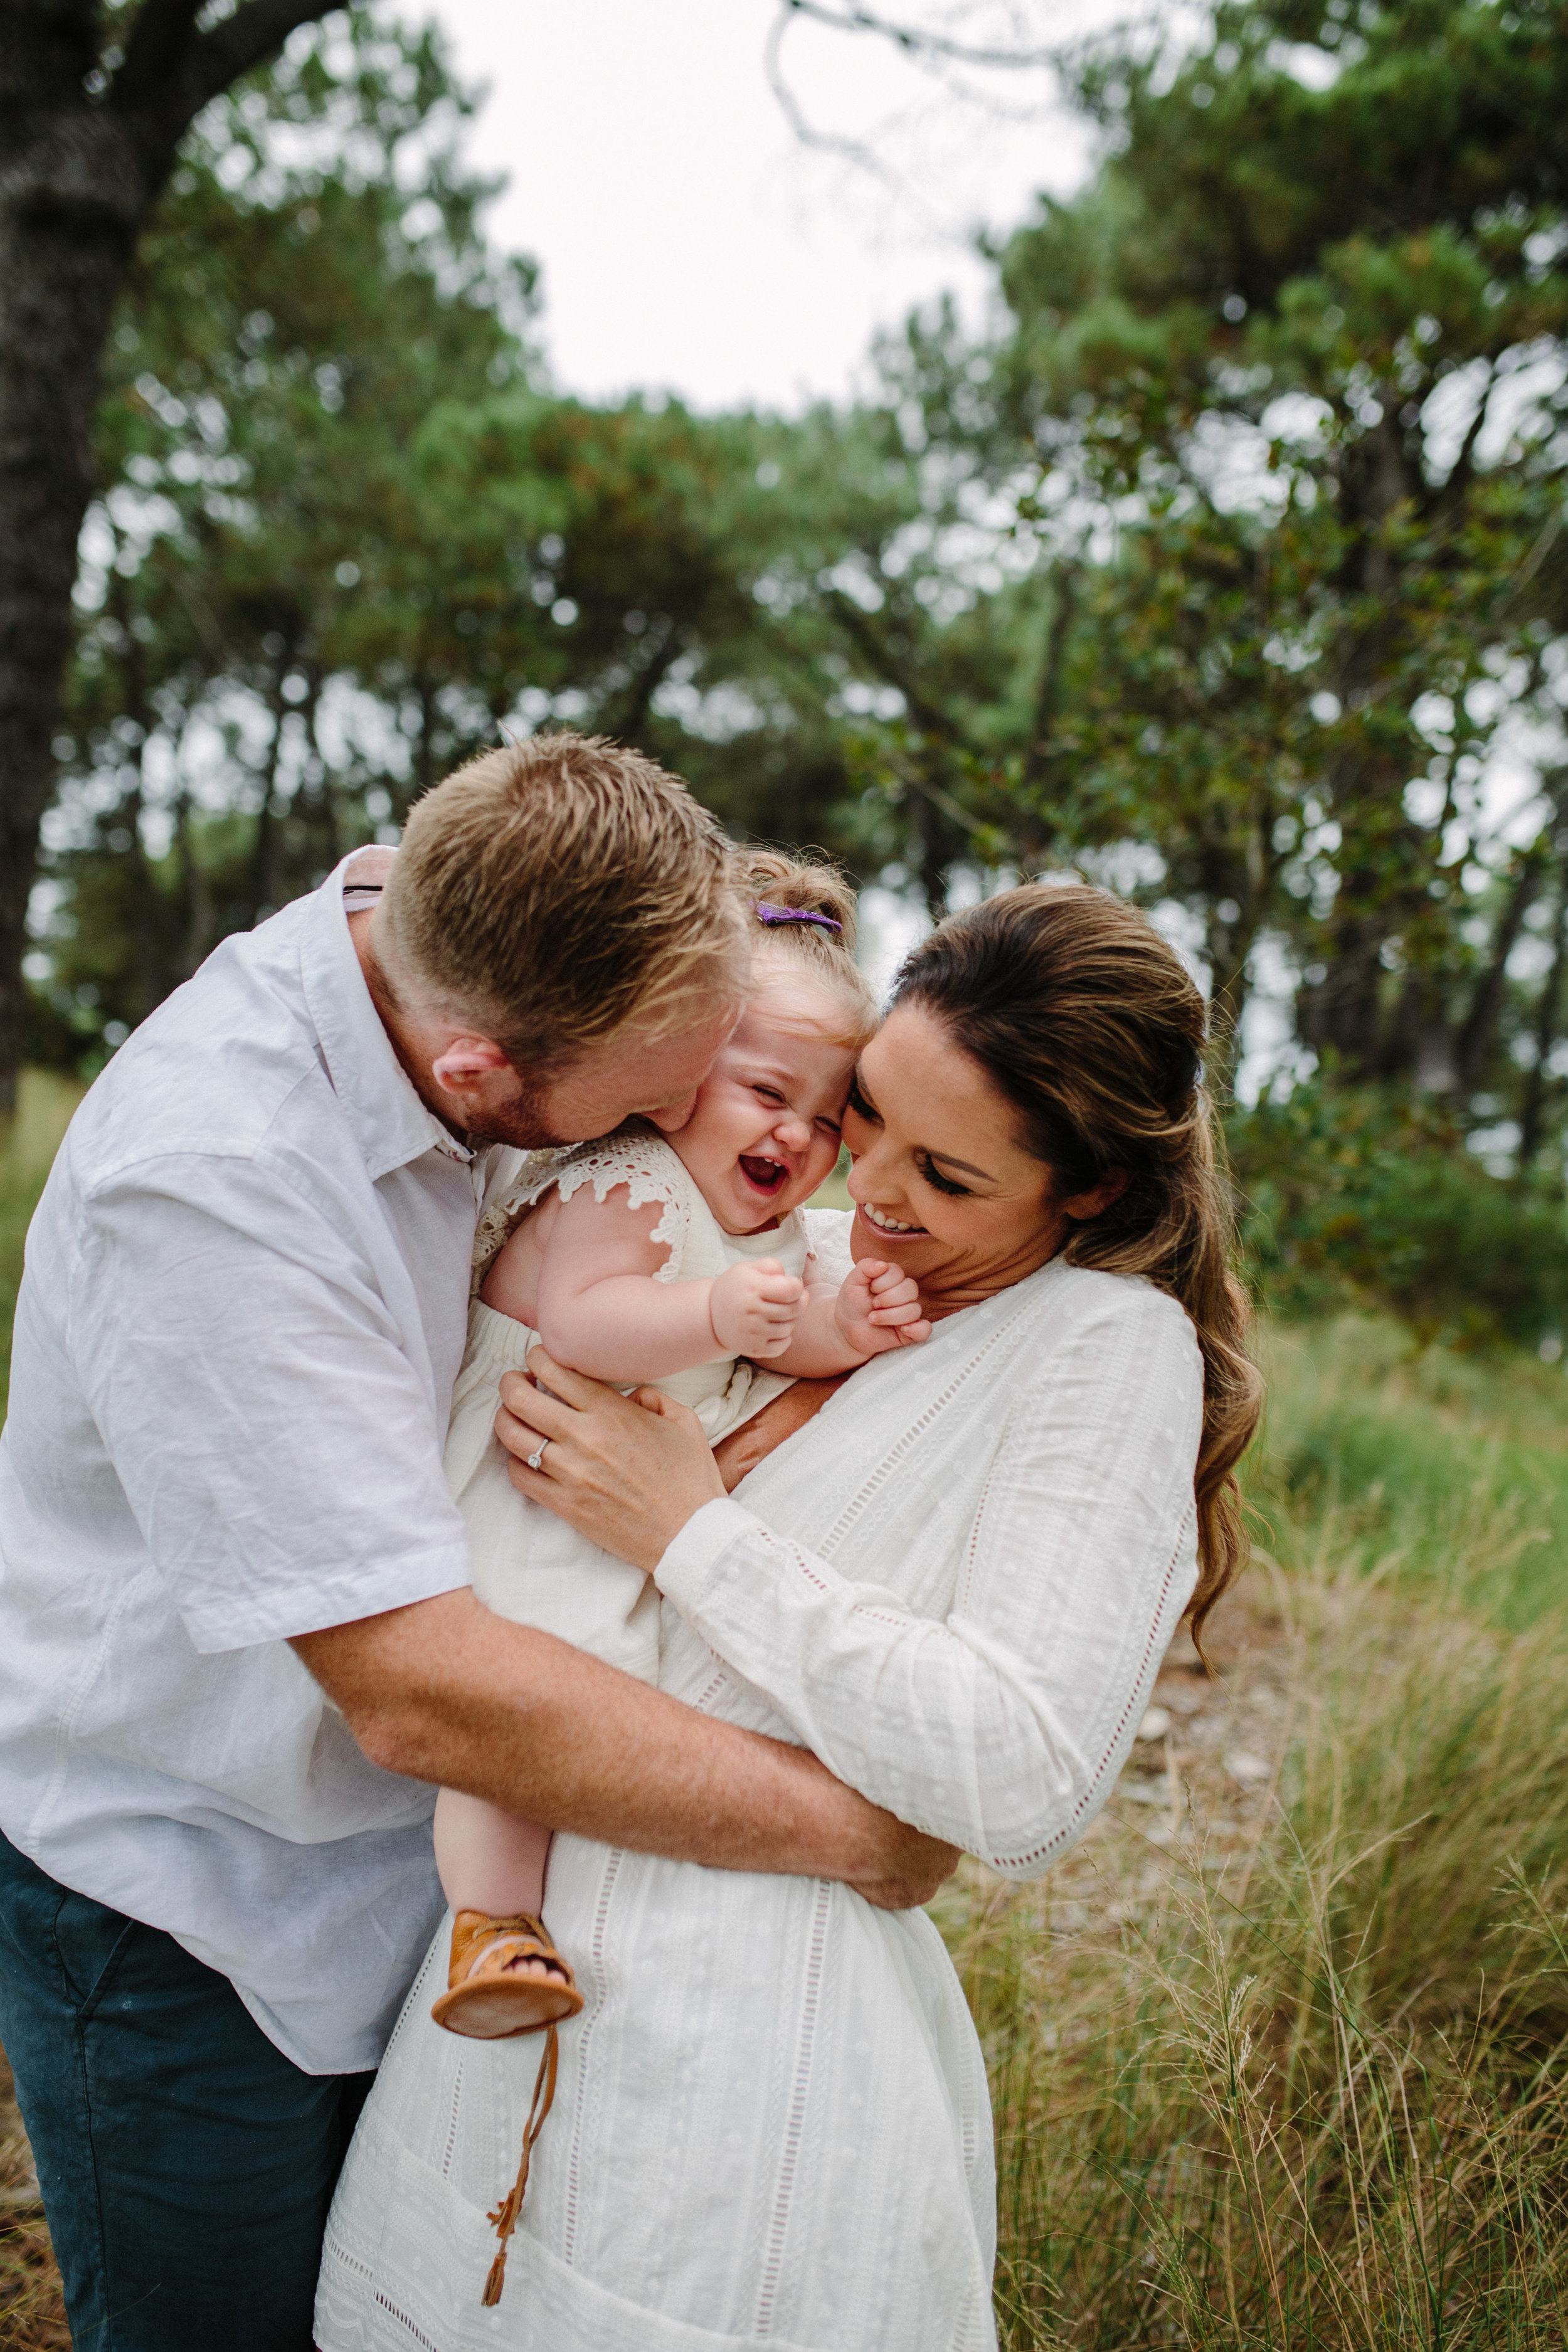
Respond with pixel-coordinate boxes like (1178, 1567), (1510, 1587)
(1454, 837), (1546, 1094)
(189, 0), (343, 117)
(765, 0), (1064, 207)
(780, 0), (1055, 72)
(1434, 357), (1495, 511)
(764, 4), (903, 193)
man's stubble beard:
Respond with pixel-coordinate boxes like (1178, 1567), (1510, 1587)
(464, 1076), (589, 1154)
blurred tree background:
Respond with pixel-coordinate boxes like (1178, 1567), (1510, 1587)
(20, 0), (1568, 1350)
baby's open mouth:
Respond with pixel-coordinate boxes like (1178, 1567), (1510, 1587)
(739, 1154), (790, 1195)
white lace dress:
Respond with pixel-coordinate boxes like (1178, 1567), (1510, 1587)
(446, 1131), (805, 1683)
(316, 1231), (1205, 2352)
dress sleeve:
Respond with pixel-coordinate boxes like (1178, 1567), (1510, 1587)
(653, 1279), (1205, 1876)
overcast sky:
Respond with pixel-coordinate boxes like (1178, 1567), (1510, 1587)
(426, 0), (1120, 411)
(415, 5), (1256, 1048)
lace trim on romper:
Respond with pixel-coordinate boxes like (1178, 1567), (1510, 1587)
(470, 1131), (691, 1295)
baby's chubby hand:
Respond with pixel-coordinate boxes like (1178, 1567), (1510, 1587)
(709, 1258), (807, 1360)
(835, 1259), (931, 1357)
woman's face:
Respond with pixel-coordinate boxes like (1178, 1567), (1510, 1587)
(842, 1002), (1099, 1307)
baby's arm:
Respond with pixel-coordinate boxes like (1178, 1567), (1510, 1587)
(500, 1181), (805, 1382)
(763, 1259), (930, 1377)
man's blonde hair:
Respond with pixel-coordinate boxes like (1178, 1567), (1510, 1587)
(382, 733), (748, 1065)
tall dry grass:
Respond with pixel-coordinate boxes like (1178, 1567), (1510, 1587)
(937, 1320), (1568, 2349)
(0, 1079), (78, 2348)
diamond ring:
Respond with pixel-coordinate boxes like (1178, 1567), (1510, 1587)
(525, 1438), (551, 1473)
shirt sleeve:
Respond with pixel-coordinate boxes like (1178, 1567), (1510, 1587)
(654, 1281), (1205, 1876)
(72, 1149), (474, 1654)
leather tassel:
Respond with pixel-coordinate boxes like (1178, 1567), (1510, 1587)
(482, 2245), (511, 2308)
(479, 2023), (559, 2308)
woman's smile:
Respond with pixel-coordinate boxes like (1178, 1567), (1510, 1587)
(856, 1199), (929, 1239)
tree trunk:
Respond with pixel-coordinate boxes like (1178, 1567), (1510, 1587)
(1453, 846), (1544, 1096)
(0, 0), (335, 1115)
(1519, 876), (1568, 1171)
(0, 34), (144, 1115)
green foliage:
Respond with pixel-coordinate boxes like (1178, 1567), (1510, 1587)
(33, 13), (919, 1061)
(857, 0), (1568, 1120)
(0, 1075), (80, 1411)
(28, 0), (1568, 1234)
(1232, 1079), (1568, 1347)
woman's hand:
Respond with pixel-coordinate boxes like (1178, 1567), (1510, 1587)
(495, 1352), (726, 1571)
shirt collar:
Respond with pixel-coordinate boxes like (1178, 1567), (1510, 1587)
(299, 857), (475, 1180)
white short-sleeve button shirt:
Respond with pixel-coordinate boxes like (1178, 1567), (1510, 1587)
(0, 861), (507, 2072)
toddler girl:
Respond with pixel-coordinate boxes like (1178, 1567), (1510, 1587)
(431, 856), (926, 2042)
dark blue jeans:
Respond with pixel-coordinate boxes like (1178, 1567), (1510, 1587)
(0, 1828), (373, 2351)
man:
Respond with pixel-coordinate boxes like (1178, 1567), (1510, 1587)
(0, 733), (949, 2351)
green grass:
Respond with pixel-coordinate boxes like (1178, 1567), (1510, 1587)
(1255, 1315), (1568, 1630)
(0, 1076), (80, 2346)
(0, 1073), (80, 1415)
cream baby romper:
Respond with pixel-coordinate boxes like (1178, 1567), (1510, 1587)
(444, 1128), (805, 1687)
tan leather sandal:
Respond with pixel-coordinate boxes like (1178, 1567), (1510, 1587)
(430, 1909), (585, 2040)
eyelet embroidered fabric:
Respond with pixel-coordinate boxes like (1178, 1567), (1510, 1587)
(316, 1244), (1203, 2352)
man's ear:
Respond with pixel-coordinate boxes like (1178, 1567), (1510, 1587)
(431, 1036), (512, 1093)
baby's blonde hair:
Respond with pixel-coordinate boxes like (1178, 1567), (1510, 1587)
(737, 850), (879, 1048)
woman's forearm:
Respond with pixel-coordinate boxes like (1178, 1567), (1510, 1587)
(712, 1375), (848, 1491)
(654, 1499), (1192, 1875)
(654, 1308), (1207, 1875)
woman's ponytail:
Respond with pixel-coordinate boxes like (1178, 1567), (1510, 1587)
(890, 883), (1262, 1656)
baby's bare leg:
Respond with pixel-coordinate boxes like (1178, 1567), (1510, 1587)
(430, 1790), (581, 2037)
(434, 1785), (550, 1918)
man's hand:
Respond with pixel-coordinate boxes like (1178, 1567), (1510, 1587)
(709, 1258), (807, 1360)
(849, 1831), (961, 1912)
(834, 1259), (931, 1357)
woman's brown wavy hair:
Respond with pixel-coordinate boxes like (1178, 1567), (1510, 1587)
(889, 882), (1263, 1656)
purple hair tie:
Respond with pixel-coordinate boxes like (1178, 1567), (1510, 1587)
(756, 900), (843, 937)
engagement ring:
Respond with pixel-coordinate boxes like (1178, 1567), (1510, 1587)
(525, 1438), (551, 1472)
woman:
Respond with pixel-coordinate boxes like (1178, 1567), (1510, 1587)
(315, 882), (1261, 2352)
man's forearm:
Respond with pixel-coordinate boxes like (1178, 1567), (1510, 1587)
(292, 1587), (950, 1907)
